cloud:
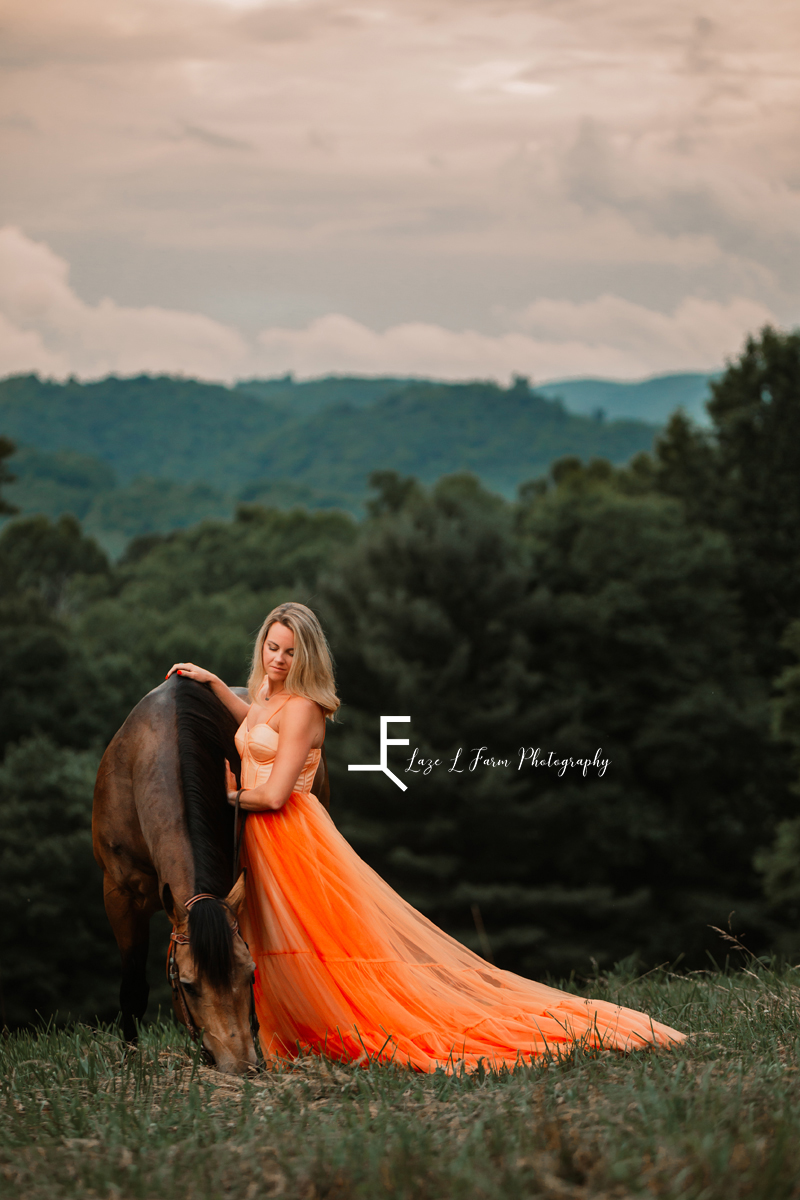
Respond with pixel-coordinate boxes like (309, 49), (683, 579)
(2, 0), (800, 338)
(0, 227), (248, 379)
(180, 124), (253, 151)
(0, 227), (781, 384)
(254, 299), (776, 382)
(456, 61), (556, 98)
(512, 294), (777, 376)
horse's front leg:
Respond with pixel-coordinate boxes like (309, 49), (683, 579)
(103, 873), (154, 1044)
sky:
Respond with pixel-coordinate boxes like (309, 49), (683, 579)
(1, 0), (798, 383)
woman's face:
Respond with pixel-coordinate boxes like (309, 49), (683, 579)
(262, 622), (295, 690)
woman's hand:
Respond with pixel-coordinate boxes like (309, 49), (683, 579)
(228, 789), (284, 812)
(166, 662), (218, 685)
(166, 665), (251, 725)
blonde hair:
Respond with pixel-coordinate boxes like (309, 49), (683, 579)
(247, 602), (340, 719)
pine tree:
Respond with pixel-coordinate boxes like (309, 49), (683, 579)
(654, 327), (800, 677)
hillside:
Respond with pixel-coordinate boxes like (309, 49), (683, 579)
(0, 373), (660, 548)
(0, 374), (293, 491)
(247, 377), (659, 498)
(538, 371), (716, 424)
(235, 374), (416, 416)
(0, 374), (658, 500)
(238, 371), (716, 425)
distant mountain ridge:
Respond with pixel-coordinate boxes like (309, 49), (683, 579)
(235, 375), (416, 417)
(537, 372), (716, 425)
(235, 370), (715, 425)
(0, 371), (661, 494)
(0, 369), (705, 550)
(242, 378), (659, 500)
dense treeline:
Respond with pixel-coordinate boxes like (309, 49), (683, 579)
(1, 328), (800, 1027)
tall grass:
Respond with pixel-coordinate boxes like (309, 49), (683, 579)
(2, 963), (800, 1198)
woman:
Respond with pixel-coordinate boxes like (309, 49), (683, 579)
(168, 601), (684, 1070)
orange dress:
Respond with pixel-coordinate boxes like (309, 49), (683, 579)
(237, 706), (684, 1071)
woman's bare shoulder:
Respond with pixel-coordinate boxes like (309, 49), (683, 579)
(279, 695), (325, 747)
(284, 694), (324, 720)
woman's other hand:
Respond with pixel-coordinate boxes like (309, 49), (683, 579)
(165, 664), (251, 726)
(165, 662), (218, 684)
(225, 759), (238, 803)
(229, 789), (283, 812)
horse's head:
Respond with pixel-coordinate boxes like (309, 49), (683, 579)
(165, 873), (258, 1075)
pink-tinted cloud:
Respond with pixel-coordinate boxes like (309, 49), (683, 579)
(0, 0), (797, 363)
(0, 227), (779, 382)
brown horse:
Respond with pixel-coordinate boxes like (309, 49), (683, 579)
(92, 673), (329, 1074)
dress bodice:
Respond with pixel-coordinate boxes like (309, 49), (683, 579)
(235, 713), (322, 796)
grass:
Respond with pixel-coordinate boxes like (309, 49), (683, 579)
(3, 961), (800, 1200)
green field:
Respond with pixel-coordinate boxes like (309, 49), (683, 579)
(3, 959), (800, 1200)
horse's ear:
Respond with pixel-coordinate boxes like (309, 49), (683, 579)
(226, 870), (246, 915)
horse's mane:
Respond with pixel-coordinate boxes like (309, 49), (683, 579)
(174, 676), (241, 988)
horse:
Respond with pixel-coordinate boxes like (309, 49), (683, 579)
(92, 673), (330, 1074)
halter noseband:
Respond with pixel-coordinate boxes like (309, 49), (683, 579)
(166, 893), (239, 1056)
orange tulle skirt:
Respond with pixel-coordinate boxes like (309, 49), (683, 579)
(240, 791), (684, 1071)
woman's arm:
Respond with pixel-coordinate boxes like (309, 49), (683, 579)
(165, 661), (251, 725)
(232, 697), (323, 812)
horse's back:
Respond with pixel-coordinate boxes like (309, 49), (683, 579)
(92, 681), (180, 886)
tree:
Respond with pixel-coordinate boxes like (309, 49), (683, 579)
(755, 619), (800, 941)
(319, 467), (786, 977)
(509, 468), (786, 971)
(653, 327), (800, 677)
(0, 736), (118, 1025)
(0, 513), (109, 614)
(0, 435), (18, 515)
(0, 515), (119, 753)
(73, 504), (358, 720)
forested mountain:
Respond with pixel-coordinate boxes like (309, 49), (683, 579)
(0, 373), (658, 494)
(238, 371), (716, 424)
(537, 371), (716, 424)
(1, 372), (660, 547)
(0, 374), (289, 489)
(3, 445), (234, 558)
(235, 374), (416, 415)
(243, 377), (658, 499)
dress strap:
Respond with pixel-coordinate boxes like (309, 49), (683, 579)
(264, 691), (294, 721)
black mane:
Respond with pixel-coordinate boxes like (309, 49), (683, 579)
(173, 675), (242, 987)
